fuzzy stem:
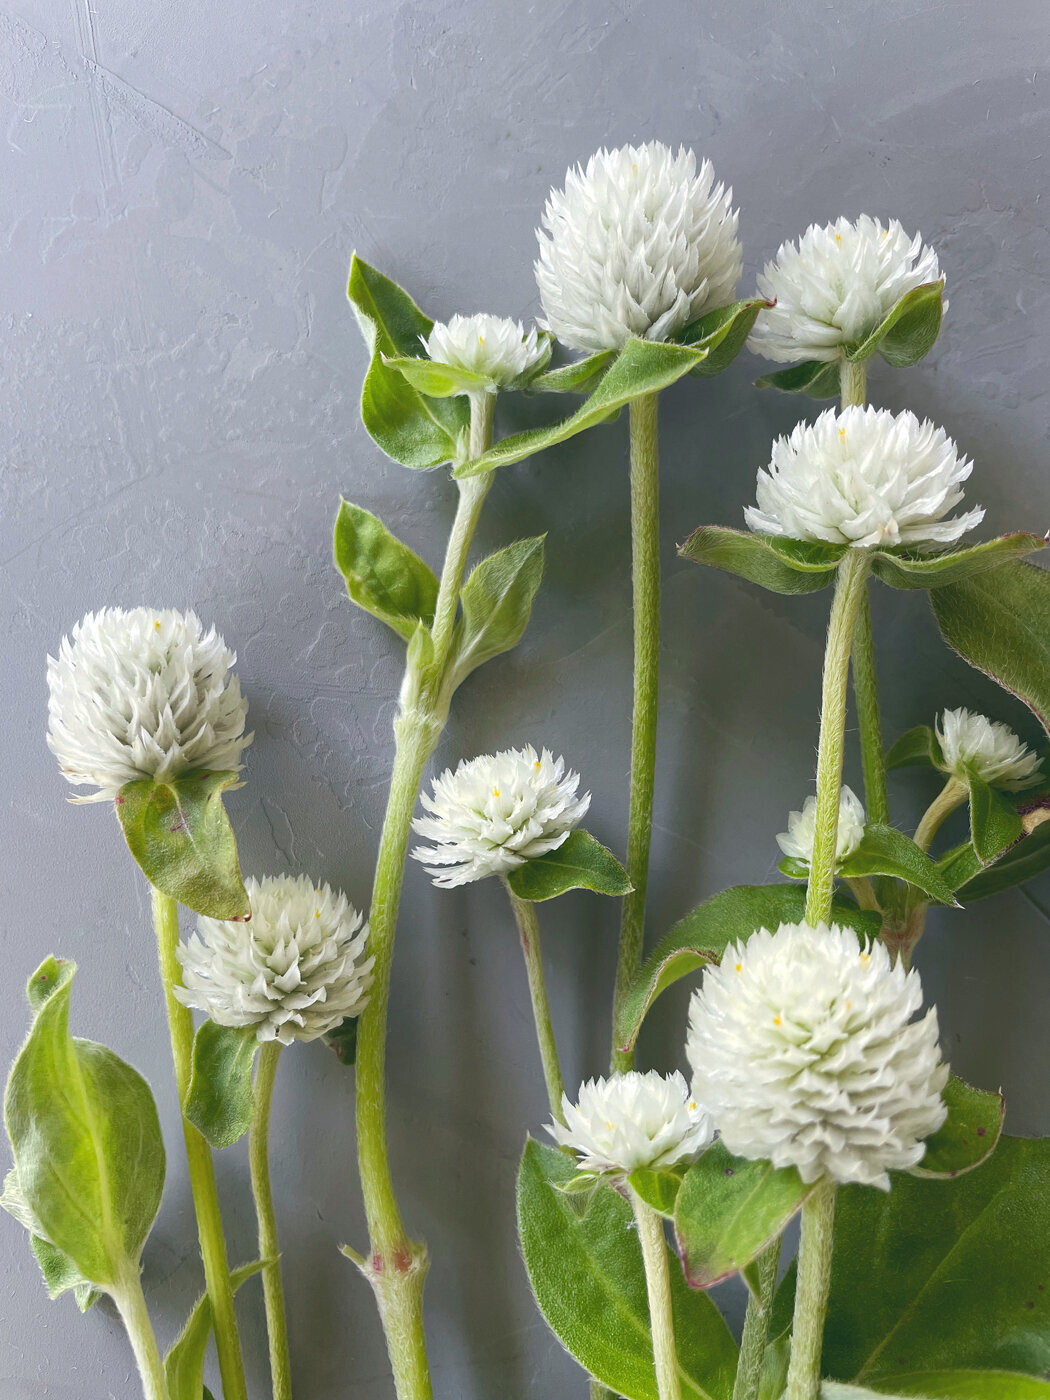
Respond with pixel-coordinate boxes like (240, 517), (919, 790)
(113, 1270), (170, 1400)
(429, 393), (494, 663)
(806, 550), (873, 926)
(151, 889), (248, 1400)
(250, 1040), (292, 1400)
(613, 391), (661, 1072)
(629, 1186), (682, 1400)
(852, 588), (889, 828)
(733, 1239), (781, 1400)
(502, 880), (565, 1120)
(785, 1180), (836, 1400)
(839, 358), (866, 407)
(913, 777), (968, 852)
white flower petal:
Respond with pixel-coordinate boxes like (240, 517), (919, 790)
(777, 786), (866, 867)
(936, 707), (1042, 791)
(547, 1070), (714, 1175)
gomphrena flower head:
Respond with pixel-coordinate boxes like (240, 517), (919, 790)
(777, 785), (866, 868)
(535, 142), (742, 354)
(411, 744), (590, 888)
(547, 1070), (713, 1176)
(687, 922), (948, 1189)
(936, 707), (1042, 791)
(47, 607), (251, 803)
(748, 215), (943, 364)
(422, 313), (548, 389)
(176, 875), (373, 1044)
(744, 405), (983, 550)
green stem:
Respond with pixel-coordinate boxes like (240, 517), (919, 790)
(250, 1040), (292, 1400)
(502, 880), (565, 1120)
(151, 890), (248, 1400)
(839, 358), (866, 407)
(785, 1180), (836, 1400)
(733, 1239), (781, 1400)
(429, 392), (495, 664)
(852, 588), (889, 827)
(806, 550), (873, 926)
(629, 1186), (682, 1400)
(913, 776), (967, 853)
(113, 1269), (170, 1400)
(613, 391), (661, 1072)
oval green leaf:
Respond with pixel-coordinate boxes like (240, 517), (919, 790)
(627, 1167), (685, 1219)
(528, 349), (617, 395)
(947, 821), (1050, 901)
(184, 1022), (259, 1149)
(911, 1075), (1003, 1179)
(381, 354), (491, 398)
(506, 829), (631, 902)
(334, 499), (439, 641)
(967, 774), (1024, 864)
(678, 527), (845, 595)
(448, 535), (545, 688)
(755, 359), (843, 398)
(847, 280), (945, 369)
(872, 534), (1045, 591)
(838, 824), (959, 905)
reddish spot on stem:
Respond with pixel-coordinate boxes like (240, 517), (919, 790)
(371, 1251), (383, 1275)
(393, 1247), (412, 1273)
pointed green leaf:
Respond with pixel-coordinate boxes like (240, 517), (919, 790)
(871, 534), (1046, 590)
(528, 350), (618, 395)
(506, 829), (631, 901)
(967, 774), (1024, 864)
(334, 499), (439, 641)
(911, 1076), (1003, 1179)
(838, 824), (959, 905)
(886, 726), (943, 772)
(116, 769), (249, 920)
(842, 1374), (1050, 1399)
(448, 535), (545, 686)
(847, 279), (946, 368)
(755, 359), (842, 398)
(184, 1022), (259, 1149)
(164, 1259), (266, 1400)
(777, 855), (811, 881)
(0, 1168), (100, 1309)
(675, 298), (772, 377)
(946, 822), (1050, 901)
(678, 527), (845, 595)
(381, 354), (492, 398)
(627, 1168), (685, 1219)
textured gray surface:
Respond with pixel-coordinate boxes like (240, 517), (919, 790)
(2, 0), (1050, 1395)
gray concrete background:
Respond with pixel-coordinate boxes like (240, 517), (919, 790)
(2, 0), (1050, 1395)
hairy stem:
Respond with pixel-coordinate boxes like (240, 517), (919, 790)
(852, 588), (889, 828)
(785, 1180), (836, 1400)
(839, 358), (866, 408)
(502, 880), (566, 1120)
(629, 1186), (682, 1400)
(732, 1239), (781, 1400)
(152, 889), (248, 1400)
(113, 1269), (170, 1400)
(613, 391), (661, 1071)
(429, 392), (494, 662)
(913, 776), (967, 852)
(250, 1040), (292, 1400)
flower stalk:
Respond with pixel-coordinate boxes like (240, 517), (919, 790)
(503, 880), (565, 1120)
(112, 1268), (170, 1400)
(913, 776), (968, 853)
(732, 1240), (781, 1400)
(784, 1179), (837, 1400)
(629, 1185), (682, 1400)
(250, 1040), (292, 1400)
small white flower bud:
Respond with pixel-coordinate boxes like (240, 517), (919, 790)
(936, 707), (1042, 791)
(422, 313), (548, 388)
(547, 1070), (713, 1176)
(777, 786), (866, 868)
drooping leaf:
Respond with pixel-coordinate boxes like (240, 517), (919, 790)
(871, 534), (1045, 590)
(967, 774), (1024, 864)
(164, 1259), (266, 1400)
(838, 824), (958, 905)
(885, 725), (943, 772)
(678, 527), (844, 595)
(448, 535), (545, 686)
(517, 1139), (738, 1400)
(847, 279), (945, 368)
(911, 1076), (1003, 1179)
(184, 1022), (259, 1149)
(756, 359), (842, 399)
(334, 500), (439, 641)
(506, 830), (631, 901)
(627, 1168), (685, 1219)
(116, 769), (250, 920)
(674, 1142), (816, 1289)
(675, 298), (772, 377)
(528, 350), (618, 395)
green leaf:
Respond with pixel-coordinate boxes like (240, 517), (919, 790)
(627, 1168), (685, 1219)
(334, 500), (439, 641)
(675, 298), (772, 377)
(886, 726), (943, 772)
(931, 562), (1050, 739)
(838, 824), (959, 905)
(381, 354), (492, 398)
(674, 1142), (815, 1289)
(678, 527), (844, 595)
(756, 359), (842, 399)
(4, 959), (165, 1288)
(116, 769), (250, 920)
(164, 1259), (266, 1400)
(843, 1374), (1050, 1399)
(517, 1139), (738, 1400)
(912, 1076), (1003, 1179)
(948, 822), (1050, 901)
(448, 535), (545, 686)
(847, 279), (945, 368)
(967, 774), (1024, 864)
(506, 830), (631, 901)
(455, 337), (710, 478)
(0, 1168), (100, 1309)
(347, 254), (468, 468)
(871, 534), (1045, 590)
(323, 1014), (359, 1066)
(528, 350), (617, 395)
(184, 1022), (259, 1149)
(617, 884), (882, 1054)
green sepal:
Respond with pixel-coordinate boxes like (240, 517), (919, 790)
(837, 824), (959, 905)
(846, 278), (945, 368)
(942, 821), (1050, 901)
(627, 1167), (685, 1219)
(323, 1014), (359, 1066)
(506, 830), (631, 901)
(912, 1075), (1004, 1179)
(347, 254), (468, 468)
(454, 337), (711, 479)
(673, 1142), (816, 1289)
(678, 527), (845, 595)
(871, 534), (1045, 590)
(164, 1259), (266, 1400)
(116, 769), (250, 921)
(334, 499), (439, 641)
(184, 1022), (259, 1149)
(675, 297), (773, 377)
(886, 725), (944, 772)
(447, 535), (545, 688)
(756, 359), (842, 399)
(528, 350), (617, 395)
(967, 774), (1024, 864)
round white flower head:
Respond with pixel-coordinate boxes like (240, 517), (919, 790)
(748, 216), (943, 364)
(421, 313), (548, 389)
(777, 785), (866, 868)
(936, 707), (1042, 791)
(411, 744), (590, 888)
(687, 922), (948, 1189)
(535, 142), (742, 354)
(547, 1070), (714, 1175)
(175, 875), (373, 1045)
(744, 405), (983, 550)
(47, 607), (251, 803)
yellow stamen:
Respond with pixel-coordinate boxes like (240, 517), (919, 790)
(860, 951), (871, 965)
(735, 962), (742, 973)
(773, 1015), (782, 1026)
(153, 619), (161, 629)
(493, 787), (500, 798)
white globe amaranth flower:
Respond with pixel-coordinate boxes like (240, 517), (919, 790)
(936, 707), (1042, 791)
(687, 922), (948, 1189)
(175, 874), (373, 1044)
(535, 142), (742, 354)
(46, 607), (252, 803)
(748, 215), (943, 364)
(777, 785), (866, 868)
(411, 744), (590, 888)
(422, 313), (548, 388)
(744, 405), (984, 550)
(547, 1070), (714, 1175)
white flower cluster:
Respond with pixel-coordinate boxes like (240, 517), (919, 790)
(937, 707), (1042, 791)
(777, 786), (866, 868)
(46, 607), (251, 802)
(687, 922), (947, 1189)
(547, 1070), (713, 1175)
(744, 405), (983, 549)
(535, 142), (741, 354)
(748, 216), (943, 364)
(176, 875), (373, 1045)
(422, 314), (548, 389)
(411, 744), (590, 888)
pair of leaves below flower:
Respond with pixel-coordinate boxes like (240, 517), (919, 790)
(505, 829), (631, 902)
(116, 769), (250, 921)
(779, 824), (958, 906)
(616, 883), (883, 1054)
(184, 1021), (259, 1149)
(756, 281), (946, 398)
(165, 1259), (265, 1400)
